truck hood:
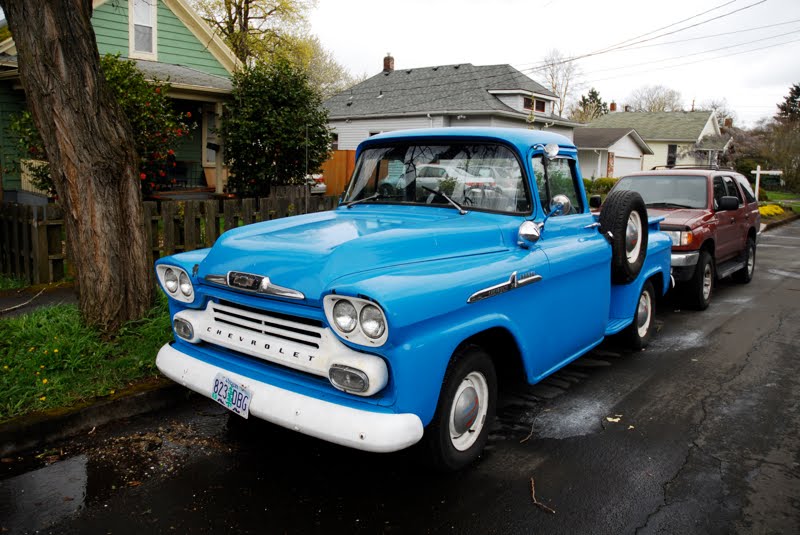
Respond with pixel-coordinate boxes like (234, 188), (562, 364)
(646, 207), (709, 229)
(197, 207), (508, 301)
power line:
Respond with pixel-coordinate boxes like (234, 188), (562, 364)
(331, 0), (770, 101)
(517, 0), (769, 73)
(583, 29), (800, 77)
(590, 37), (800, 83)
(513, 0), (741, 68)
(618, 18), (800, 51)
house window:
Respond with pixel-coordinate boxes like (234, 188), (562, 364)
(667, 144), (677, 167)
(130, 0), (157, 59)
(331, 133), (339, 151)
(523, 97), (547, 113)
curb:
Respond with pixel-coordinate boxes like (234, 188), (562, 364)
(0, 378), (186, 457)
(762, 213), (800, 232)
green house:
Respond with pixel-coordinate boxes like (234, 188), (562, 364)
(0, 0), (240, 204)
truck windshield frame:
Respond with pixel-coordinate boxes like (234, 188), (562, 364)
(342, 142), (533, 215)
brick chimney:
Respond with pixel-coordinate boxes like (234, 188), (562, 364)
(383, 53), (394, 73)
(610, 102), (617, 112)
(724, 117), (733, 128)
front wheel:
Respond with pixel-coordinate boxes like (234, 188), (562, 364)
(625, 280), (655, 350)
(425, 346), (497, 472)
(685, 250), (714, 310)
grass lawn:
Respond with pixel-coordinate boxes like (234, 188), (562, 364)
(761, 190), (800, 202)
(0, 294), (172, 422)
(0, 275), (28, 291)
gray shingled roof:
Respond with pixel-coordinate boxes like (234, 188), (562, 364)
(585, 111), (714, 142)
(573, 127), (653, 155)
(0, 54), (231, 92)
(135, 59), (231, 92)
(324, 63), (556, 119)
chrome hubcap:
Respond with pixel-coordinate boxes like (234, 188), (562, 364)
(747, 246), (755, 276)
(626, 212), (642, 262)
(449, 372), (489, 451)
(636, 290), (652, 338)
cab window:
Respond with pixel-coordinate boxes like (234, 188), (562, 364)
(531, 157), (583, 215)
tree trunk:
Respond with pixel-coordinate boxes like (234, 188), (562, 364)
(0, 0), (153, 332)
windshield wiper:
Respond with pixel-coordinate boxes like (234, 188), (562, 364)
(343, 192), (383, 208)
(422, 186), (468, 215)
(646, 202), (694, 209)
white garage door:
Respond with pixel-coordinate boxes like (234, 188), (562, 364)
(614, 156), (643, 177)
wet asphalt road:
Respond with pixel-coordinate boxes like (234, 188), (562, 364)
(2, 221), (799, 534)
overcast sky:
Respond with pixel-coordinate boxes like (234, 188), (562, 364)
(310, 0), (800, 127)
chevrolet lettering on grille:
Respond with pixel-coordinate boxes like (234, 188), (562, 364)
(201, 324), (325, 374)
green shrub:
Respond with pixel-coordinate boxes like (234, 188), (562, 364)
(591, 177), (618, 194)
(222, 58), (331, 197)
(582, 178), (592, 193)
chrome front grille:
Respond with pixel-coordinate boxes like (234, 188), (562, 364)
(210, 300), (323, 349)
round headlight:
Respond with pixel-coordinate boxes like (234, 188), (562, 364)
(332, 300), (357, 333)
(164, 268), (179, 293)
(359, 304), (386, 339)
(179, 271), (192, 296)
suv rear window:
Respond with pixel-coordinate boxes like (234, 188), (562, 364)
(734, 175), (757, 203)
(614, 175), (707, 209)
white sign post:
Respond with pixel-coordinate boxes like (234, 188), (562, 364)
(750, 166), (783, 201)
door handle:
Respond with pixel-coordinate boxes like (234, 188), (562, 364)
(730, 217), (735, 224)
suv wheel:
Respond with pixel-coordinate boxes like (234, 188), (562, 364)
(732, 237), (756, 284)
(686, 250), (714, 310)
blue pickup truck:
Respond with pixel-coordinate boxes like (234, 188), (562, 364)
(155, 127), (672, 470)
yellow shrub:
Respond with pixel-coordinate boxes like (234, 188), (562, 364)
(759, 204), (785, 217)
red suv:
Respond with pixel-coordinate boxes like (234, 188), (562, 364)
(608, 167), (760, 309)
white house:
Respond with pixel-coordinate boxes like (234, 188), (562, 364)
(585, 110), (731, 170)
(324, 55), (581, 151)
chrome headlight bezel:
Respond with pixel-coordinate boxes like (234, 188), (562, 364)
(323, 295), (389, 346)
(156, 264), (195, 303)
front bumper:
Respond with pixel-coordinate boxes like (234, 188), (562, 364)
(157, 343), (424, 453)
(671, 251), (699, 267)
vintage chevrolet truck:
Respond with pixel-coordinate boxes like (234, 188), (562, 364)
(155, 127), (672, 470)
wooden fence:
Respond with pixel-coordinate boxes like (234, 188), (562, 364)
(320, 150), (356, 198)
(0, 187), (338, 285)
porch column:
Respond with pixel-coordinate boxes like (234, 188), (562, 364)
(215, 101), (224, 195)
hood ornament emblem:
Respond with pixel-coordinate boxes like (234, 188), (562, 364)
(202, 271), (305, 300)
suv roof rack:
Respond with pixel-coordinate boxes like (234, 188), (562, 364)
(650, 164), (736, 171)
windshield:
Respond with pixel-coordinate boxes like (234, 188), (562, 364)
(343, 143), (531, 214)
(614, 175), (707, 209)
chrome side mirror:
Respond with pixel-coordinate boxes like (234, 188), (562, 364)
(549, 194), (571, 217)
(518, 220), (541, 248)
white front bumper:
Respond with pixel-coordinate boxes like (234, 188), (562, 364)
(157, 343), (424, 453)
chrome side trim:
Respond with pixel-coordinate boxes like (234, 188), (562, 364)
(205, 274), (227, 285)
(467, 271), (542, 304)
(203, 272), (305, 300)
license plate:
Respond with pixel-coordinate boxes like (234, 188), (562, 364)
(211, 373), (251, 418)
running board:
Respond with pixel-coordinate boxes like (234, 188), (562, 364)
(717, 259), (745, 279)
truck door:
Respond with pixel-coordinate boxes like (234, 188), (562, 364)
(525, 154), (611, 381)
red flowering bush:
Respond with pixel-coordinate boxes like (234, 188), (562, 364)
(7, 54), (194, 197)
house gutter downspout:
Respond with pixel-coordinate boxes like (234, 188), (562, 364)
(594, 150), (602, 179)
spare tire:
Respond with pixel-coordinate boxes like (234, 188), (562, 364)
(600, 189), (648, 284)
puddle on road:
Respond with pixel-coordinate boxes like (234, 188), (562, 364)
(0, 403), (233, 532)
